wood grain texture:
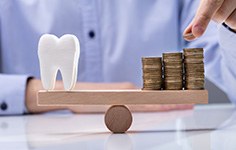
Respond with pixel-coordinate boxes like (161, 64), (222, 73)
(105, 105), (132, 133)
(37, 89), (208, 106)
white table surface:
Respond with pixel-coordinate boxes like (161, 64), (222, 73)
(0, 104), (236, 150)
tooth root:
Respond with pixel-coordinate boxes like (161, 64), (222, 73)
(60, 65), (76, 90)
(40, 66), (58, 90)
(59, 35), (79, 90)
(38, 34), (58, 90)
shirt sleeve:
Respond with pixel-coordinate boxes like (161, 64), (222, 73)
(0, 74), (30, 115)
(216, 24), (236, 103)
(218, 24), (236, 53)
(0, 2), (31, 115)
(179, 0), (236, 104)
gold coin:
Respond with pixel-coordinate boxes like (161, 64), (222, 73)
(165, 76), (183, 80)
(163, 59), (182, 63)
(142, 75), (162, 79)
(143, 68), (162, 71)
(143, 83), (162, 87)
(142, 87), (161, 90)
(185, 63), (204, 67)
(183, 48), (203, 56)
(184, 55), (204, 59)
(186, 79), (204, 84)
(164, 83), (183, 90)
(164, 63), (183, 69)
(184, 59), (203, 63)
(143, 70), (162, 75)
(165, 69), (183, 72)
(142, 57), (162, 64)
(185, 85), (204, 90)
(142, 65), (162, 69)
(142, 57), (162, 61)
(143, 82), (162, 85)
(143, 79), (162, 83)
(185, 85), (204, 89)
(164, 74), (183, 78)
(185, 65), (204, 70)
(185, 72), (204, 76)
(164, 80), (183, 83)
(143, 84), (162, 90)
(185, 68), (204, 71)
(163, 52), (182, 59)
(186, 77), (204, 80)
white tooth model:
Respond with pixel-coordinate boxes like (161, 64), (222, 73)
(38, 34), (80, 91)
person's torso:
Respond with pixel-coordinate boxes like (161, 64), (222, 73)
(0, 0), (184, 87)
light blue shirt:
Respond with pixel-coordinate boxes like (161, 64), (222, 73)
(0, 0), (236, 115)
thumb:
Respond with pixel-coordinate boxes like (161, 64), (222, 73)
(183, 20), (196, 41)
(191, 15), (212, 38)
(183, 0), (223, 41)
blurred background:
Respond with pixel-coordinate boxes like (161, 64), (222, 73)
(206, 79), (230, 103)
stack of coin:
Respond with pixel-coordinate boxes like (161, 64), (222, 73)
(163, 53), (183, 90)
(142, 57), (162, 90)
(184, 48), (205, 90)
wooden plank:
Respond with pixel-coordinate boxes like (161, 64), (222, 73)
(37, 89), (208, 106)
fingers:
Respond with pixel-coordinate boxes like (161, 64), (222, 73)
(192, 0), (223, 37)
(213, 0), (236, 23)
(225, 9), (236, 30)
(183, 27), (196, 41)
(183, 0), (224, 40)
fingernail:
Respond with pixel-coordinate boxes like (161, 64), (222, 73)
(183, 33), (195, 39)
(183, 32), (195, 41)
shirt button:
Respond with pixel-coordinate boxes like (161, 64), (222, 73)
(88, 30), (95, 39)
(1, 102), (8, 111)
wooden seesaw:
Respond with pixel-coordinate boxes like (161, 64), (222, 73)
(37, 34), (207, 133)
(37, 89), (208, 133)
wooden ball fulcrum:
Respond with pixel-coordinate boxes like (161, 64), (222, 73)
(105, 105), (132, 133)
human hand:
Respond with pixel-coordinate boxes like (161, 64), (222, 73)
(183, 0), (236, 41)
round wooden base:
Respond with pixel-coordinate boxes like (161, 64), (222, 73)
(105, 105), (132, 133)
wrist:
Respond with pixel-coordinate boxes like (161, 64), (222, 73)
(25, 79), (40, 113)
(26, 79), (67, 113)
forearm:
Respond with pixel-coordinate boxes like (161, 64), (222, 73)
(25, 79), (67, 114)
